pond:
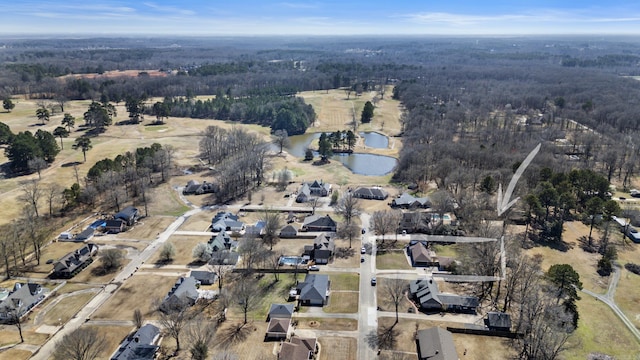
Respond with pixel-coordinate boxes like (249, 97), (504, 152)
(359, 131), (389, 149)
(286, 132), (397, 176)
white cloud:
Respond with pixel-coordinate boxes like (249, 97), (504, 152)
(143, 2), (196, 16)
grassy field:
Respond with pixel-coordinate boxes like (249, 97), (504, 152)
(43, 291), (97, 326)
(329, 273), (360, 291)
(324, 292), (359, 314)
(376, 250), (412, 270)
(0, 349), (32, 360)
(92, 274), (179, 320)
(295, 317), (358, 331)
(74, 325), (134, 360)
(148, 235), (206, 265)
(318, 337), (357, 360)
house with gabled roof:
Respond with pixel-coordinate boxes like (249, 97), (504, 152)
(410, 278), (478, 313)
(189, 270), (217, 285)
(392, 193), (431, 209)
(280, 224), (298, 238)
(160, 277), (199, 313)
(278, 336), (318, 360)
(352, 187), (388, 200)
(53, 243), (98, 278)
(115, 206), (139, 226)
(408, 242), (438, 267)
(0, 283), (46, 323)
(208, 250), (239, 266)
(296, 180), (331, 203)
(296, 274), (330, 306)
(208, 230), (236, 252)
(485, 312), (512, 332)
(415, 327), (458, 360)
(104, 219), (125, 234)
(303, 233), (335, 264)
(75, 227), (95, 242)
(301, 214), (337, 232)
(111, 324), (161, 360)
(268, 303), (295, 321)
(266, 317), (291, 340)
(211, 212), (244, 232)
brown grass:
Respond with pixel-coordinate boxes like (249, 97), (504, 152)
(325, 292), (359, 313)
(0, 348), (32, 360)
(329, 273), (360, 291)
(79, 324), (134, 359)
(70, 258), (131, 284)
(376, 250), (412, 270)
(209, 321), (276, 360)
(43, 291), (97, 326)
(24, 242), (86, 277)
(121, 216), (177, 240)
(318, 336), (357, 360)
(148, 235), (206, 265)
(92, 274), (178, 320)
(295, 317), (358, 331)
(0, 328), (49, 348)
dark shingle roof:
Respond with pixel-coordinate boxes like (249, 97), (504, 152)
(416, 327), (458, 360)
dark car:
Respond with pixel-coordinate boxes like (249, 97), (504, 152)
(361, 228), (366, 234)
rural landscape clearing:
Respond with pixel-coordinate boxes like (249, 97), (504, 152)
(2, 28), (640, 360)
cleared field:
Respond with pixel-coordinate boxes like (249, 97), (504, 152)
(42, 290), (97, 326)
(0, 349), (32, 360)
(318, 336), (357, 360)
(92, 274), (178, 320)
(120, 216), (177, 240)
(329, 273), (360, 291)
(324, 292), (359, 313)
(148, 235), (206, 265)
(376, 250), (412, 270)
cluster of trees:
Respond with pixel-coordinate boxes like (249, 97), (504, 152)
(199, 126), (269, 203)
(155, 92), (315, 135)
(317, 130), (357, 158)
(2, 123), (60, 173)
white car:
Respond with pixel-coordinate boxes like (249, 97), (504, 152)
(361, 247), (366, 254)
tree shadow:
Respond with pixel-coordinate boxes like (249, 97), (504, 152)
(365, 323), (399, 351)
(61, 161), (83, 168)
(577, 235), (599, 253)
(334, 247), (355, 259)
(216, 322), (254, 348)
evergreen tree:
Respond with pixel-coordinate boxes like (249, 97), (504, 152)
(361, 101), (374, 123)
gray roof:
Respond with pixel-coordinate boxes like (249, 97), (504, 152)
(416, 327), (458, 360)
(0, 283), (44, 322)
(208, 250), (239, 265)
(190, 271), (217, 285)
(410, 278), (478, 310)
(111, 324), (160, 360)
(161, 277), (198, 311)
(115, 206), (138, 221)
(53, 243), (98, 276)
(211, 212), (244, 231)
(352, 187), (388, 199)
(486, 312), (512, 330)
(280, 225), (298, 237)
(302, 214), (337, 230)
(208, 231), (236, 251)
(297, 274), (329, 303)
(269, 303), (295, 319)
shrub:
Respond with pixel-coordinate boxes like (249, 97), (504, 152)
(624, 263), (640, 275)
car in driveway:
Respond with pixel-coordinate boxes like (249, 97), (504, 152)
(371, 277), (377, 286)
(361, 255), (365, 263)
(308, 265), (319, 271)
(361, 247), (366, 254)
(362, 228), (366, 234)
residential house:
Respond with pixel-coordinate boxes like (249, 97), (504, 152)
(408, 242), (438, 267)
(75, 227), (95, 242)
(485, 312), (512, 332)
(352, 187), (388, 200)
(189, 270), (217, 285)
(266, 317), (291, 340)
(104, 219), (125, 234)
(296, 180), (331, 203)
(160, 277), (199, 313)
(267, 303), (295, 321)
(303, 233), (335, 265)
(415, 327), (459, 360)
(278, 336), (318, 360)
(53, 243), (99, 278)
(410, 278), (478, 313)
(296, 274), (330, 306)
(0, 283), (45, 323)
(246, 220), (266, 237)
(208, 231), (236, 252)
(89, 219), (107, 229)
(391, 193), (431, 209)
(399, 212), (431, 234)
(211, 212), (244, 232)
(111, 324), (161, 360)
(115, 206), (139, 226)
(301, 214), (337, 232)
(182, 180), (218, 195)
(280, 225), (299, 238)
(208, 250), (239, 266)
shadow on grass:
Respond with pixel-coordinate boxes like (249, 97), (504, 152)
(216, 322), (255, 348)
(334, 247), (355, 259)
(365, 323), (399, 351)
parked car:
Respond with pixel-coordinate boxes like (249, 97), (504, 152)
(371, 277), (377, 286)
(361, 228), (366, 234)
(308, 265), (319, 271)
(361, 247), (366, 254)
(361, 255), (365, 263)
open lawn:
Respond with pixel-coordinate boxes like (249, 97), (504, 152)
(376, 279), (413, 312)
(178, 210), (215, 232)
(120, 216), (176, 240)
(69, 258), (131, 284)
(331, 239), (361, 268)
(431, 244), (459, 258)
(92, 274), (178, 320)
(566, 295), (640, 359)
(43, 291), (97, 326)
(329, 273), (360, 291)
(295, 317), (358, 331)
(148, 235), (206, 265)
(0, 349), (32, 360)
(210, 321), (276, 360)
(0, 328), (49, 348)
(146, 183), (190, 217)
(24, 241), (85, 277)
(325, 292), (359, 313)
(377, 317), (514, 360)
(318, 336), (357, 360)
(224, 275), (297, 322)
(614, 267), (640, 328)
(376, 250), (412, 270)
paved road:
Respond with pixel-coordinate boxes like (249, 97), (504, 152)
(357, 213), (377, 360)
(580, 266), (640, 342)
(30, 206), (204, 360)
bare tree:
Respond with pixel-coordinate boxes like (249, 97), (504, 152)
(272, 129), (290, 153)
(158, 299), (192, 353)
(96, 249), (124, 274)
(133, 309), (144, 329)
(334, 192), (361, 225)
(210, 264), (231, 290)
(0, 228), (12, 279)
(2, 303), (25, 343)
(238, 235), (266, 273)
(45, 183), (62, 217)
(261, 209), (281, 250)
(159, 242), (176, 263)
(192, 243), (212, 263)
(186, 315), (217, 360)
(232, 278), (263, 325)
(19, 206), (49, 265)
(337, 221), (360, 248)
(371, 210), (397, 243)
(52, 327), (106, 360)
(28, 157), (47, 179)
(267, 251), (282, 282)
(21, 180), (42, 217)
(382, 278), (407, 325)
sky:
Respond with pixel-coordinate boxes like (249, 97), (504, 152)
(2, 1), (640, 36)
